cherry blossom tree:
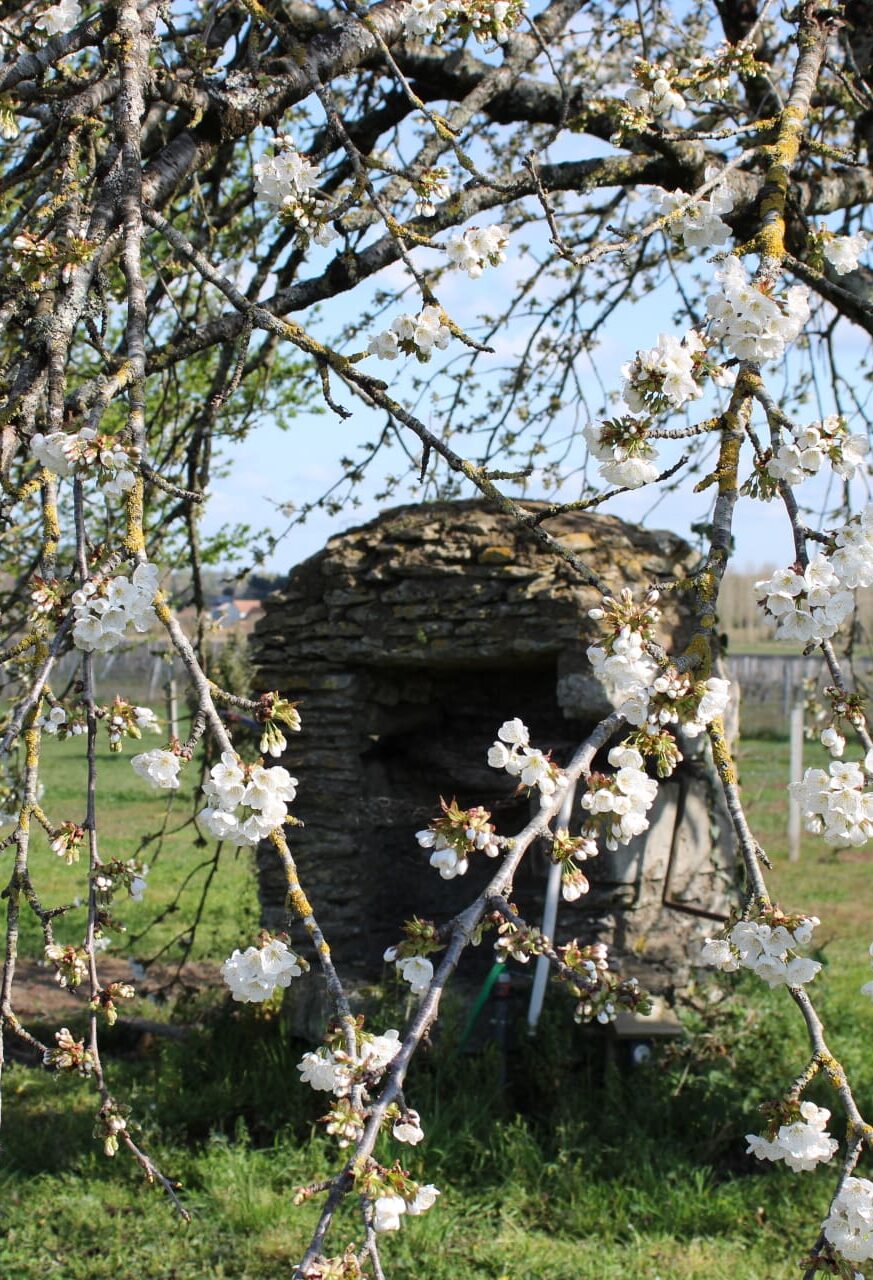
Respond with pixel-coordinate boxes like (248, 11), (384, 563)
(2, 0), (873, 1275)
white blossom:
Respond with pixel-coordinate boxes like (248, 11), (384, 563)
(707, 256), (809, 362)
(767, 416), (868, 486)
(37, 706), (67, 735)
(791, 760), (873, 848)
(580, 745), (658, 850)
(396, 954), (433, 996)
(373, 1194), (407, 1233)
(823, 232), (866, 276)
(626, 62), (685, 117)
(129, 868), (148, 902)
(832, 503), (873, 589)
(700, 916), (821, 987)
(652, 180), (733, 250)
(221, 937), (304, 1002)
(746, 1101), (838, 1172)
(393, 1109), (425, 1144)
(369, 305), (450, 362)
(587, 626), (658, 720)
(445, 224), (509, 278)
(487, 718), (565, 798)
(133, 706), (160, 734)
(72, 563), (159, 653)
(30, 430), (76, 476)
(755, 556), (853, 644)
(298, 1050), (344, 1093)
(822, 1177), (873, 1263)
(584, 420), (659, 489)
(203, 752), (247, 810)
(254, 140), (321, 222)
(130, 749), (181, 790)
(35, 0), (82, 36)
(404, 0), (451, 36)
(407, 1183), (440, 1215)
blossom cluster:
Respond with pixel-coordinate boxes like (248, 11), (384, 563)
(298, 1027), (401, 1097)
(614, 327), (732, 417)
(254, 138), (321, 224)
(550, 826), (598, 902)
(373, 1184), (439, 1232)
(199, 751), (298, 846)
(45, 942), (89, 989)
(106, 698), (160, 751)
(652, 179), (733, 251)
(706, 256), (810, 362)
(36, 704), (84, 738)
(580, 745), (658, 850)
(766, 415), (868, 486)
(413, 168), (450, 218)
(50, 820), (84, 864)
(822, 1176), (873, 1263)
(746, 1101), (838, 1172)
(699, 914), (821, 987)
(72, 563), (159, 653)
(625, 58), (686, 117)
(91, 981), (137, 1029)
(621, 330), (718, 415)
(368, 305), (451, 361)
(403, 0), (525, 45)
(256, 692), (302, 758)
(831, 502), (873, 589)
(445, 224), (509, 277)
(416, 795), (501, 879)
(487, 717), (567, 799)
(755, 557), (853, 644)
(790, 757), (873, 847)
(30, 426), (139, 499)
(584, 417), (659, 489)
(621, 669), (730, 743)
(586, 592), (660, 710)
(43, 1026), (93, 1075)
(557, 939), (652, 1024)
(221, 935), (307, 1002)
(493, 916), (549, 964)
(93, 858), (148, 903)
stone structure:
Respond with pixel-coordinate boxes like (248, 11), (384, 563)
(253, 500), (737, 998)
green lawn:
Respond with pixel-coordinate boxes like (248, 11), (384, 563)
(0, 732), (871, 1279)
(12, 729), (260, 966)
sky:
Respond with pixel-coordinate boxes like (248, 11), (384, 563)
(200, 265), (873, 583)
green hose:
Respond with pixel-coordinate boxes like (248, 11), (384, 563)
(458, 961), (506, 1053)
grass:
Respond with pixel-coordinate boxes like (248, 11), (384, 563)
(0, 731), (872, 1278)
(11, 729), (260, 966)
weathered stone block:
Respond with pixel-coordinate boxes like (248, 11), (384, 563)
(253, 500), (738, 1001)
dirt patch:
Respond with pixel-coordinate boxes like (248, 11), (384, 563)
(8, 955), (216, 1026)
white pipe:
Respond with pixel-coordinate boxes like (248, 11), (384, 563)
(788, 702), (804, 862)
(527, 780), (577, 1033)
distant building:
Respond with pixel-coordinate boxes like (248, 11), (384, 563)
(210, 598), (264, 627)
